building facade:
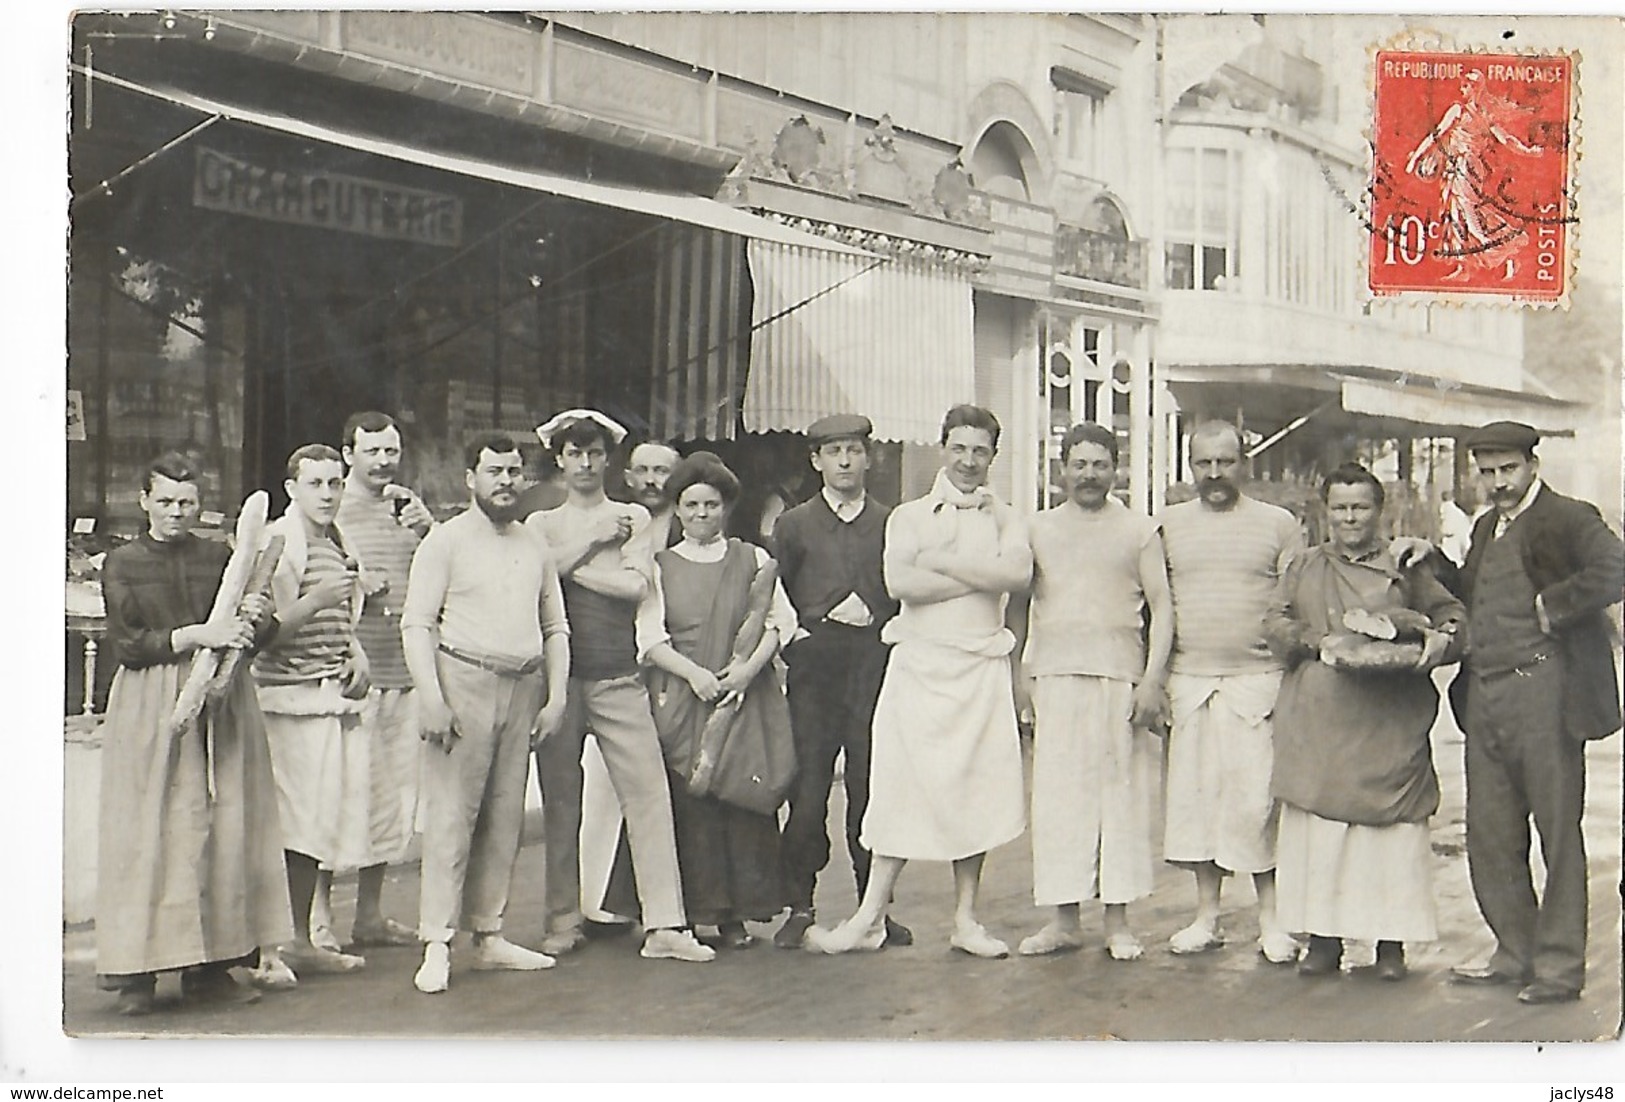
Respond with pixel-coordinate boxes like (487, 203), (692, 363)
(68, 12), (1585, 547)
(1152, 14), (1575, 531)
(68, 11), (1166, 541)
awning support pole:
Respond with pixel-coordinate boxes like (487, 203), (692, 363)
(1246, 398), (1337, 460)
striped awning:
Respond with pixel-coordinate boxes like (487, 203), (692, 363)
(742, 241), (976, 444)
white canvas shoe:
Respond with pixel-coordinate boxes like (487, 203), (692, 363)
(470, 936), (556, 971)
(640, 928), (717, 962)
(414, 942), (450, 994)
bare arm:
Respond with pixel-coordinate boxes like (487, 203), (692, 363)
(883, 508), (975, 604)
(1130, 532), (1175, 730)
(531, 553), (574, 745)
(1139, 534), (1175, 685)
(569, 560), (649, 603)
(530, 510), (649, 603)
(1489, 121), (1541, 155)
(916, 502), (1033, 594)
(1406, 102), (1460, 171)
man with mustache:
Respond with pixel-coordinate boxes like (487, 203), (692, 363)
(626, 441), (681, 550)
(1017, 422), (1173, 961)
(1155, 421), (1303, 964)
(1447, 421), (1623, 1005)
(300, 412), (435, 954)
(400, 434), (572, 993)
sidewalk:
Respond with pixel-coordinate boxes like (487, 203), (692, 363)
(63, 709), (1622, 1041)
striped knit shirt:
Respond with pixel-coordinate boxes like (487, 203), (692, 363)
(252, 536), (355, 685)
(336, 480), (421, 690)
(1158, 495), (1303, 676)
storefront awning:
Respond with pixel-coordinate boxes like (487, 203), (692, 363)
(1337, 377), (1575, 436)
(1164, 363), (1577, 437)
(742, 241), (975, 444)
(80, 68), (871, 257)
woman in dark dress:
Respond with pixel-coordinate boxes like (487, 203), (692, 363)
(604, 455), (796, 948)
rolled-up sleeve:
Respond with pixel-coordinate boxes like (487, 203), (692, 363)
(756, 545), (800, 643)
(636, 562), (671, 664)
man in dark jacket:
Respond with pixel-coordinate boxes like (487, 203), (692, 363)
(1448, 421), (1623, 1005)
(770, 414), (910, 949)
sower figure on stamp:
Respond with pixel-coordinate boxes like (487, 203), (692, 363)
(303, 412), (435, 954)
(527, 411), (714, 963)
(1017, 423), (1172, 962)
(401, 435), (572, 994)
(771, 414), (912, 951)
(1156, 421), (1304, 964)
(1444, 421), (1623, 1005)
(96, 453), (288, 1015)
(574, 439), (683, 940)
(806, 405), (1030, 958)
(253, 445), (375, 979)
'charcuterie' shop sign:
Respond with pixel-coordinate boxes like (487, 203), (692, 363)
(193, 147), (464, 247)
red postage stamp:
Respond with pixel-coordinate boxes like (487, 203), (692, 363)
(1368, 51), (1574, 302)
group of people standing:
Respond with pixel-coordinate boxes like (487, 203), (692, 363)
(94, 399), (1621, 1018)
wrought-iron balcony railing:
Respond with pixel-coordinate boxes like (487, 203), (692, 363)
(1055, 225), (1147, 290)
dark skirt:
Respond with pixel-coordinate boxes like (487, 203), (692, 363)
(604, 770), (786, 926)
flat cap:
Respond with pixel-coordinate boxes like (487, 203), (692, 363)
(1464, 420), (1541, 454)
(807, 413), (873, 446)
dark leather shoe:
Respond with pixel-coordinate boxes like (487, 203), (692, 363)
(1297, 935), (1342, 977)
(1450, 963), (1523, 986)
(719, 922), (755, 950)
(884, 917), (914, 947)
(582, 917), (634, 941)
(774, 910), (815, 949)
(181, 968), (261, 1007)
(1517, 980), (1581, 1005)
(1373, 941), (1407, 982)
(115, 988), (156, 1017)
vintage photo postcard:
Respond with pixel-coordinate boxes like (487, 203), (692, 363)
(40, 7), (1624, 1065)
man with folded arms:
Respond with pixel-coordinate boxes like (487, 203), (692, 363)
(401, 434), (571, 994)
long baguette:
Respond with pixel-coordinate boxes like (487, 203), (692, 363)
(206, 534), (285, 700)
(165, 491), (270, 736)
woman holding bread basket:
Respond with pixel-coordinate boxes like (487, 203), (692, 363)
(1264, 463), (1465, 981)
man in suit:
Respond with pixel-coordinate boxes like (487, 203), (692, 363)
(1448, 421), (1623, 1005)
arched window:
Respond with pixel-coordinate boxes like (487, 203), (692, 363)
(969, 122), (1033, 201)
